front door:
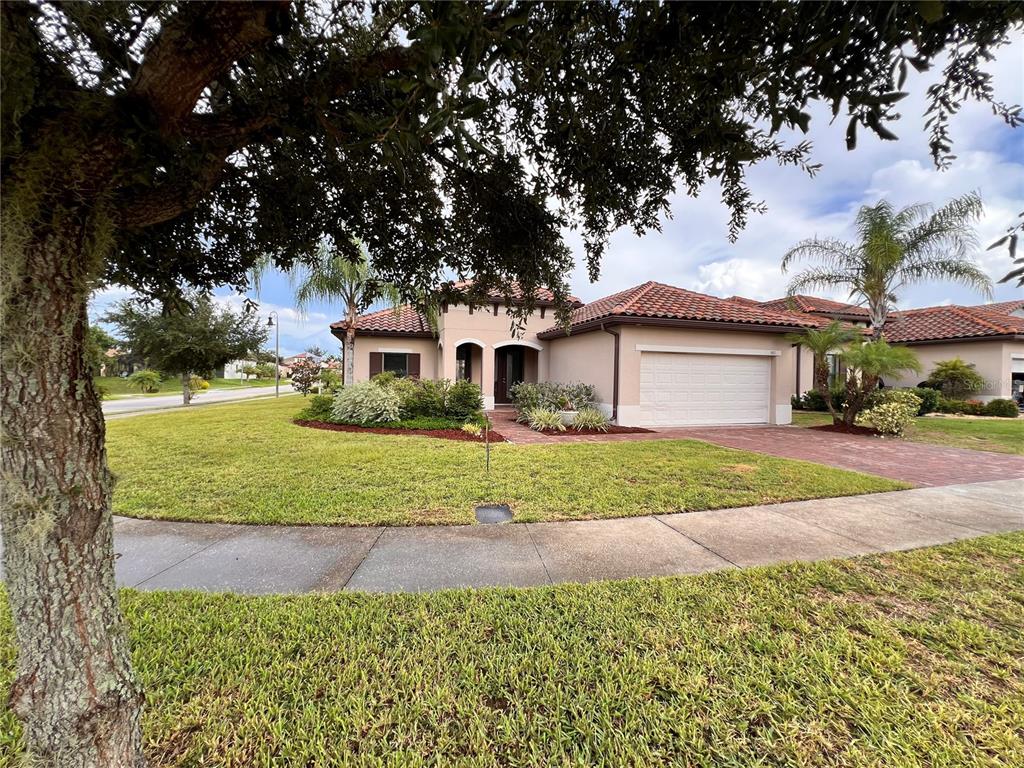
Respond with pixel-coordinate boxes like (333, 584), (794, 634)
(494, 347), (525, 403)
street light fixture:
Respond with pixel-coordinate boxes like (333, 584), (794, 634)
(266, 312), (280, 397)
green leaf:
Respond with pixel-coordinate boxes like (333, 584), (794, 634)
(915, 1), (945, 24)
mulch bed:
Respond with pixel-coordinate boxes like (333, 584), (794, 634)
(294, 419), (508, 443)
(536, 425), (654, 436)
(808, 423), (882, 437)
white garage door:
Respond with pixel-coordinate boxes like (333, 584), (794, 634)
(639, 352), (771, 426)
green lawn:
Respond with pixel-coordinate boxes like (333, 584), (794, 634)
(105, 398), (905, 526)
(792, 410), (1024, 455)
(3, 533), (1022, 765)
(98, 376), (282, 398)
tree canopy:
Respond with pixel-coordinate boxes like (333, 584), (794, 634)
(5, 2), (1021, 315)
(104, 294), (267, 388)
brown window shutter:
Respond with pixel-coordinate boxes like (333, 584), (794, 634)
(407, 353), (421, 379)
(369, 352), (383, 376)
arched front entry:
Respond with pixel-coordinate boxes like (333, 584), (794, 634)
(454, 339), (484, 387)
(493, 342), (540, 403)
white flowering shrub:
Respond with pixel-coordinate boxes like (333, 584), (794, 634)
(857, 400), (918, 436)
(331, 381), (402, 425)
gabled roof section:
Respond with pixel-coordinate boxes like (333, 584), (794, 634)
(448, 280), (582, 307)
(758, 294), (870, 318)
(970, 299), (1024, 316)
(331, 305), (433, 337)
(883, 304), (1024, 344)
(538, 281), (820, 338)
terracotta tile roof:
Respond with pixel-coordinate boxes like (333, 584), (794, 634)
(538, 281), (820, 337)
(331, 305), (433, 335)
(971, 299), (1024, 316)
(882, 305), (1024, 343)
(758, 294), (871, 317)
(448, 280), (582, 306)
(726, 295), (763, 306)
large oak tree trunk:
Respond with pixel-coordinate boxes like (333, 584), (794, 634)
(1, 215), (145, 767)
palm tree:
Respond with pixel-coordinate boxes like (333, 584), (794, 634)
(840, 340), (922, 427)
(784, 321), (859, 424)
(782, 193), (993, 339)
(291, 240), (401, 386)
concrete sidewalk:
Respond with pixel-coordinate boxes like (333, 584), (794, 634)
(108, 479), (1023, 594)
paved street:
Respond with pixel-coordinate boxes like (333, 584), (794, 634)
(102, 384), (295, 416)
(101, 479), (1023, 594)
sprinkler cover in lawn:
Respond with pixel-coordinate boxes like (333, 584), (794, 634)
(475, 504), (513, 524)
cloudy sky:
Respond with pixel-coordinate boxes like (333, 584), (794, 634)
(92, 35), (1023, 357)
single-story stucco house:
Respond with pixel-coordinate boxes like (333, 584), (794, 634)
(332, 281), (832, 427)
(332, 282), (1024, 425)
(741, 295), (1024, 403)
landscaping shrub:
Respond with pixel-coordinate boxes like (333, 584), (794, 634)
(935, 397), (986, 416)
(572, 407), (609, 432)
(296, 394), (334, 422)
(403, 379), (448, 418)
(983, 398), (1020, 418)
(127, 369), (162, 393)
(370, 371), (397, 387)
(331, 381), (402, 425)
(511, 381), (596, 417)
(460, 422), (483, 437)
(857, 391), (921, 436)
(188, 375), (210, 395)
(319, 368), (342, 394)
(446, 380), (483, 420)
(526, 407), (565, 432)
(797, 387), (845, 413)
(907, 386), (940, 415)
(924, 358), (986, 399)
(377, 416), (463, 430)
(866, 388), (922, 412)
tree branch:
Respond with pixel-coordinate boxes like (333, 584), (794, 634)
(117, 145), (235, 230)
(127, 1), (289, 129)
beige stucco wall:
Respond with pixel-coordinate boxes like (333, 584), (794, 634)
(351, 336), (440, 382)
(349, 302), (556, 407)
(546, 330), (616, 412)
(887, 339), (1024, 400)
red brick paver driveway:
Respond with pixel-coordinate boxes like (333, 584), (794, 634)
(487, 410), (1024, 487)
(673, 426), (1024, 487)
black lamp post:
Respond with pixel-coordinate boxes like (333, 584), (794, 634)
(267, 312), (279, 397)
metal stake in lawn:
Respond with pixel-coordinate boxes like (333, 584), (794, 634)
(485, 417), (490, 474)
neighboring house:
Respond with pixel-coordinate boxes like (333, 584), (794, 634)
(282, 352), (322, 367)
(741, 295), (1024, 403)
(332, 281), (820, 427)
(218, 359), (257, 379)
(881, 303), (1024, 402)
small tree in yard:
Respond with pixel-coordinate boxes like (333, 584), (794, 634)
(105, 295), (267, 406)
(925, 358), (987, 399)
(291, 239), (400, 386)
(290, 358), (322, 396)
(125, 369), (161, 394)
(785, 321), (860, 425)
(840, 341), (922, 427)
(3, 2), (1022, 764)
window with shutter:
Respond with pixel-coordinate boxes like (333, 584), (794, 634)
(369, 352), (383, 376)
